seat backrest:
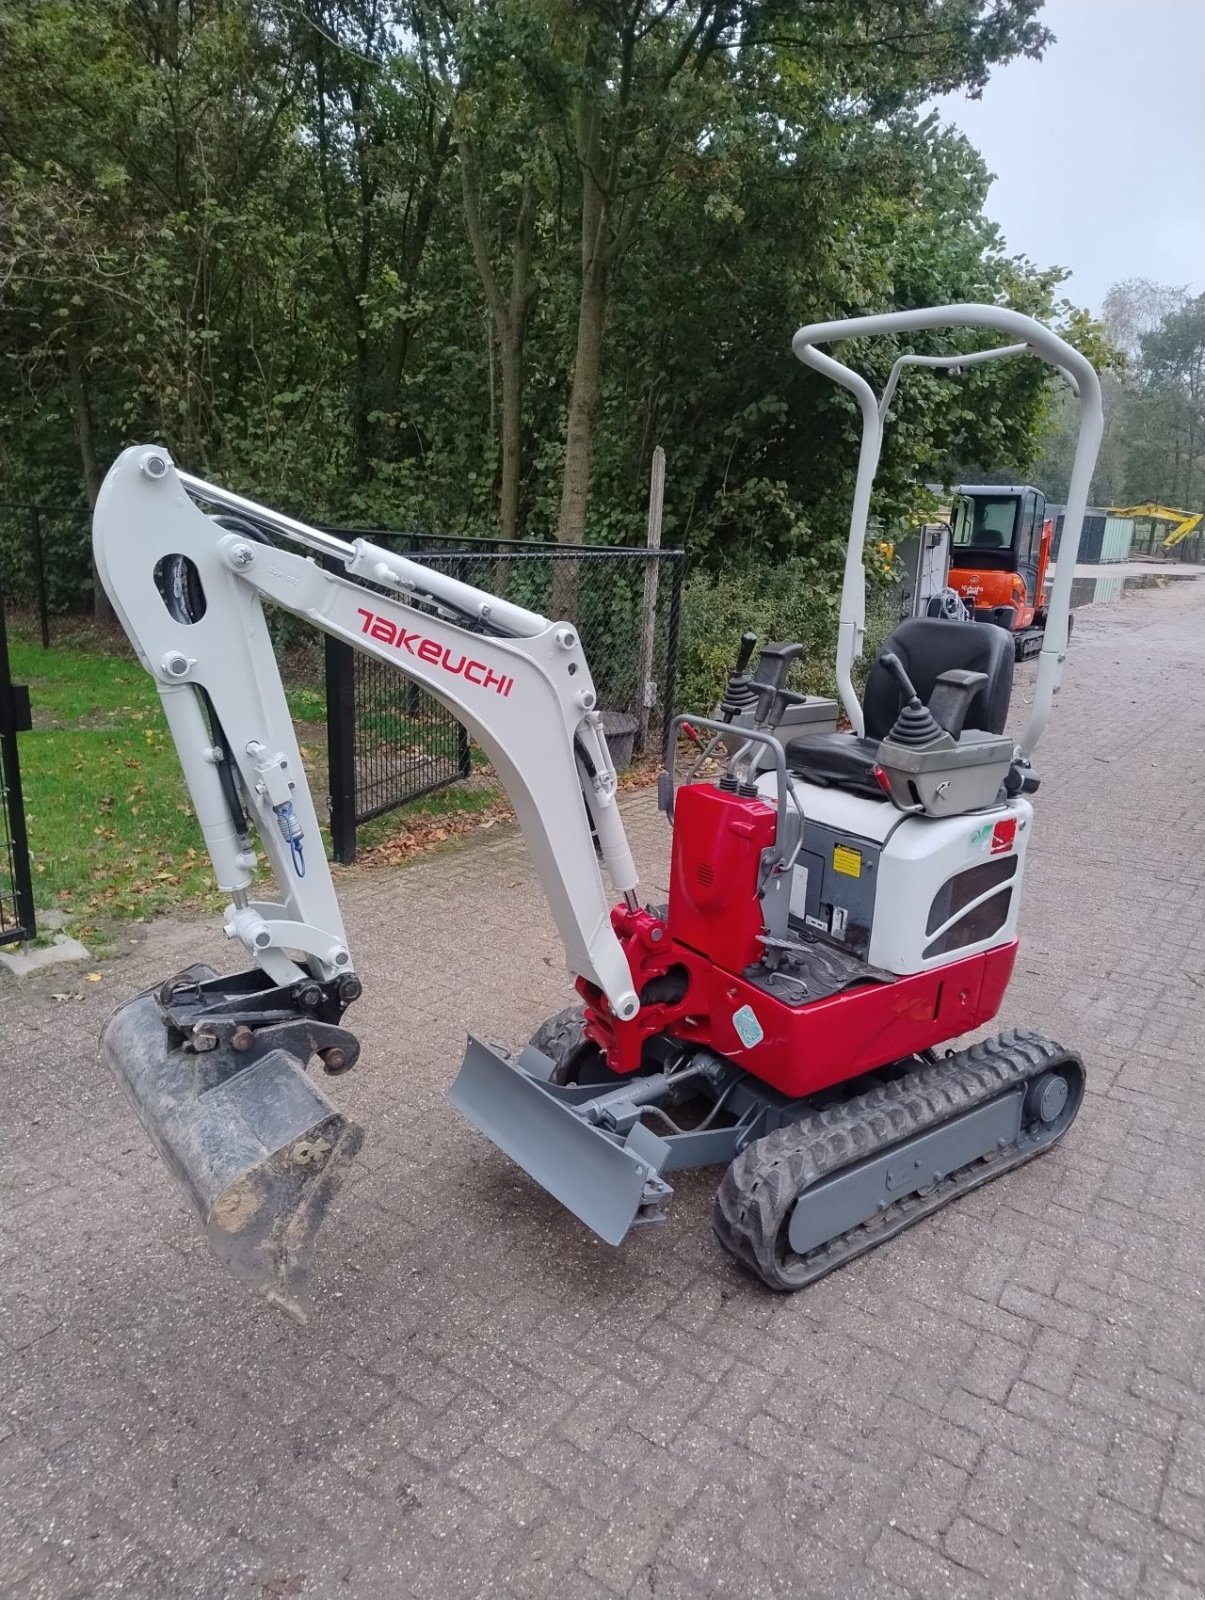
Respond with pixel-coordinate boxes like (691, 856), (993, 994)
(863, 617), (1014, 740)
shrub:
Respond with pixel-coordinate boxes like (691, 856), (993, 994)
(677, 557), (901, 716)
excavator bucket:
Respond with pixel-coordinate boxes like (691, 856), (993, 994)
(100, 975), (363, 1316)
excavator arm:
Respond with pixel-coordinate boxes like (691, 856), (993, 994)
(92, 446), (643, 1310)
(1108, 503), (1203, 550)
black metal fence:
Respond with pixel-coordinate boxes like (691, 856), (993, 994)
(0, 504), (94, 644)
(322, 532), (686, 863)
(0, 501), (686, 867)
(0, 575), (36, 944)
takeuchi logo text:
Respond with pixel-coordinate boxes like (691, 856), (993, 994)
(354, 608), (514, 697)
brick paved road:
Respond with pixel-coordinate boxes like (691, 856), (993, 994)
(2, 581), (1204, 1599)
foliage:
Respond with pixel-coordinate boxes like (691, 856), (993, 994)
(1032, 283), (1205, 518)
(678, 550), (899, 716)
(0, 0), (1091, 582)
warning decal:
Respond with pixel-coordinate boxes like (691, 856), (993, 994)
(832, 844), (862, 877)
(732, 1005), (765, 1048)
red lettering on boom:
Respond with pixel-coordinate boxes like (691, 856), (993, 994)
(352, 607), (517, 699)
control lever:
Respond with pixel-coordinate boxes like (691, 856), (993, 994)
(734, 630), (758, 676)
(749, 641), (805, 730)
(879, 651), (920, 704)
(879, 653), (989, 742)
(718, 631), (761, 721)
(751, 641), (804, 691)
(878, 653), (948, 750)
(669, 631), (762, 816)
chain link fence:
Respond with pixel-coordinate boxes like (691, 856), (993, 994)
(321, 532), (685, 862)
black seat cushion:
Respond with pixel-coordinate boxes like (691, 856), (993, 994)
(785, 619), (1014, 799)
(862, 617), (1014, 739)
(783, 732), (885, 798)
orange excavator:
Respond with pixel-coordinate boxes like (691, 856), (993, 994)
(946, 484), (1056, 660)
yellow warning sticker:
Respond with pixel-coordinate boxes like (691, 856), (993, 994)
(832, 844), (862, 878)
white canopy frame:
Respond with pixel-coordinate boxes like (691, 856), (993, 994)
(791, 305), (1103, 760)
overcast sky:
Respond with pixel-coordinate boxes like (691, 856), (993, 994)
(930, 0), (1205, 315)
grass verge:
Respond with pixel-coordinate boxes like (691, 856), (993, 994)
(9, 622), (330, 939)
(7, 618), (540, 942)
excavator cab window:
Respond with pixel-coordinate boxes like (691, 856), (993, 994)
(1016, 491), (1041, 565)
(953, 496), (1019, 554)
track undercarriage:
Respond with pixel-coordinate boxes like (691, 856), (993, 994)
(451, 1016), (1083, 1290)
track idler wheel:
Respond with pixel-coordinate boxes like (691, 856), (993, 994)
(713, 1029), (1084, 1293)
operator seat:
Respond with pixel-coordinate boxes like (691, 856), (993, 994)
(785, 617), (1014, 798)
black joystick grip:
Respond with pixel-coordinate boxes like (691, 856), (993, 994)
(720, 631), (761, 721)
(879, 651), (920, 704)
(733, 631), (758, 675)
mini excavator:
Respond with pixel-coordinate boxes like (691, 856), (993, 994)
(93, 306), (1102, 1312)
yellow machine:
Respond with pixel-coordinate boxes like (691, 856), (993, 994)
(1109, 503), (1203, 550)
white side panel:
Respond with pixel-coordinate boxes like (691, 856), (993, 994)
(756, 770), (1031, 974)
(868, 799), (1033, 974)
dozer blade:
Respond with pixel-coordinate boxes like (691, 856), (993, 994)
(101, 982), (363, 1316)
(448, 1035), (673, 1246)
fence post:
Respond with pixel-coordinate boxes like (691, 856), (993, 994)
(453, 554), (473, 779)
(637, 446), (666, 752)
(323, 556), (359, 866)
(30, 509), (50, 649)
(0, 573), (37, 942)
(661, 550), (685, 752)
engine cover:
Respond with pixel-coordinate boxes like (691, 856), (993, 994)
(667, 782), (776, 974)
(756, 772), (1033, 977)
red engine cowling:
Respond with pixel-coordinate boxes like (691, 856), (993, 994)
(667, 782), (775, 973)
(579, 778), (1017, 1097)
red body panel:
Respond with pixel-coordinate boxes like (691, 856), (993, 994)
(579, 781), (1020, 1096)
(691, 941), (1017, 1097)
(667, 782), (776, 974)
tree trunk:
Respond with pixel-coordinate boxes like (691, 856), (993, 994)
(352, 328), (372, 483)
(458, 134), (536, 565)
(64, 327), (114, 625)
(498, 330), (524, 541)
(552, 262), (607, 616)
(498, 186), (536, 542)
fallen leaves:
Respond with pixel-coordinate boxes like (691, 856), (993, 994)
(357, 795), (515, 868)
(355, 756), (660, 870)
(616, 758), (661, 793)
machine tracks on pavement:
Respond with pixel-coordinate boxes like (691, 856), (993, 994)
(714, 1029), (1083, 1290)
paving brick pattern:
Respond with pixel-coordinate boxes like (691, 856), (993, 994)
(2, 581), (1204, 1598)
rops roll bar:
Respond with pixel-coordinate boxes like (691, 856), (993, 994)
(791, 305), (1104, 760)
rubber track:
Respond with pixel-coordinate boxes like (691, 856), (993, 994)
(528, 1005), (589, 1084)
(713, 1029), (1084, 1291)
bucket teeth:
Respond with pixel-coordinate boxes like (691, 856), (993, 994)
(101, 981), (363, 1315)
